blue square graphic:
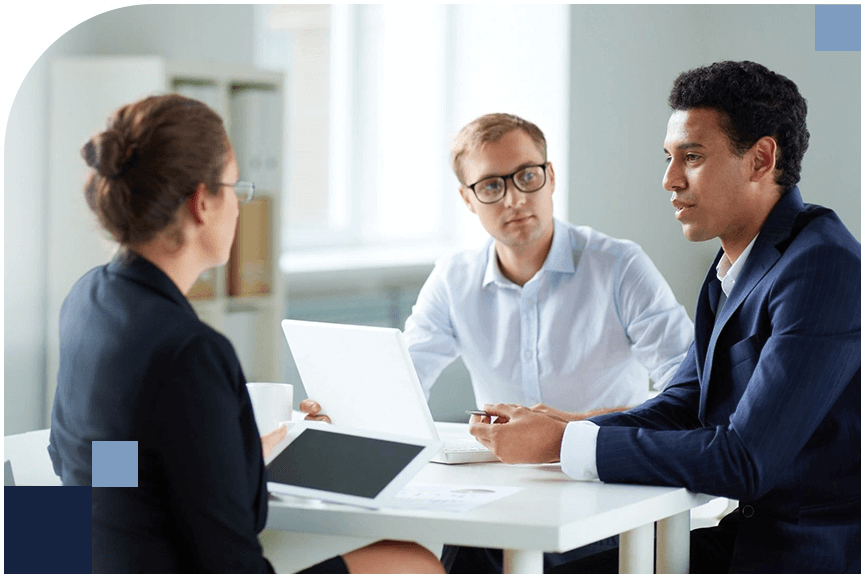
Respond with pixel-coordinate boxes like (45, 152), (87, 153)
(815, 5), (861, 51)
(92, 440), (138, 487)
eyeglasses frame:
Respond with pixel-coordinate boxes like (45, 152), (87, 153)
(219, 180), (256, 204)
(465, 162), (549, 204)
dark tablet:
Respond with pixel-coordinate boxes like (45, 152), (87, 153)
(264, 421), (440, 508)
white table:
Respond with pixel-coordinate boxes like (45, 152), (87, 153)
(265, 422), (713, 573)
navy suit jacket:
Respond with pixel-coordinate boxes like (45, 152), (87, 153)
(591, 188), (860, 572)
(48, 254), (273, 573)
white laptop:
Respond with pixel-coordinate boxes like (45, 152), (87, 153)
(281, 319), (497, 464)
(264, 420), (440, 508)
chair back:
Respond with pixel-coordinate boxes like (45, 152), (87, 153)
(4, 429), (62, 486)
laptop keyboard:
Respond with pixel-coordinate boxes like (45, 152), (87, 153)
(442, 439), (489, 453)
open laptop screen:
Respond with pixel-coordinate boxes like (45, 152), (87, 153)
(281, 320), (438, 440)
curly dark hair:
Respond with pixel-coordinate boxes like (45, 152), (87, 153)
(668, 60), (809, 193)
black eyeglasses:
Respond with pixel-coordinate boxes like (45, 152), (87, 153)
(219, 180), (255, 204)
(466, 163), (548, 204)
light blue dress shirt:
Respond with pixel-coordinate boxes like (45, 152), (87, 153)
(404, 219), (694, 412)
(561, 236), (757, 481)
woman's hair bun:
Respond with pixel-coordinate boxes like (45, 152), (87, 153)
(82, 139), (100, 170)
(81, 130), (134, 179)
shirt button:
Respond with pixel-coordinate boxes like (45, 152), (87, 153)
(523, 349), (532, 360)
(741, 505), (755, 518)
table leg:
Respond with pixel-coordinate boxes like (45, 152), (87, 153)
(502, 549), (543, 574)
(619, 522), (654, 573)
(656, 510), (690, 573)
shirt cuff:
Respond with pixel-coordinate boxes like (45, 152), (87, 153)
(560, 421), (600, 481)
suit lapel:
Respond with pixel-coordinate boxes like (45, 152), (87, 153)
(694, 253), (721, 371)
(697, 187), (806, 421)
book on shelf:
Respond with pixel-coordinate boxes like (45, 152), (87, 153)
(228, 196), (272, 298)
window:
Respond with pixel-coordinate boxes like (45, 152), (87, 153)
(255, 5), (570, 265)
(332, 5), (452, 247)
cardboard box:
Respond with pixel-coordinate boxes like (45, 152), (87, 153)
(187, 267), (217, 300)
(228, 196), (272, 297)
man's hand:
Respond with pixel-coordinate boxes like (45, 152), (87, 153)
(261, 423), (287, 458)
(529, 403), (630, 421)
(528, 403), (576, 422)
(299, 398), (331, 423)
(468, 403), (567, 464)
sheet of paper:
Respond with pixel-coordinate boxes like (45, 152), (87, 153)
(388, 484), (523, 513)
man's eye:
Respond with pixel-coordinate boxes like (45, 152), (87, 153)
(517, 170), (538, 184)
(685, 154), (700, 162)
(479, 180), (501, 192)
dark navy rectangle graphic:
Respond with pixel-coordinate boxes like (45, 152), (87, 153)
(5, 486), (92, 573)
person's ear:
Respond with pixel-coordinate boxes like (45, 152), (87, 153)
(750, 136), (777, 183)
(546, 162), (555, 194)
(188, 182), (211, 225)
(459, 186), (477, 215)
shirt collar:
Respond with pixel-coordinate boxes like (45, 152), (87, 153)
(482, 219), (573, 288)
(716, 235), (758, 296)
(544, 219), (577, 274)
(482, 241), (503, 287)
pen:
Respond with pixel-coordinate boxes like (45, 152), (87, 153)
(465, 410), (493, 417)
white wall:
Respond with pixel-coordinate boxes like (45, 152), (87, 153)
(568, 5), (860, 315)
(4, 5), (257, 434)
(5, 56), (53, 436)
(569, 4), (719, 317)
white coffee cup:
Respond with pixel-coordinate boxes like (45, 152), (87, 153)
(246, 382), (294, 435)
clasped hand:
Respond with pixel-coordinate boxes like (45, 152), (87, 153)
(469, 403), (567, 464)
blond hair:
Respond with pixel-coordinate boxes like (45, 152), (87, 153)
(450, 113), (547, 184)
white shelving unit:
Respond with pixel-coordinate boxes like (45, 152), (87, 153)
(168, 60), (286, 385)
(47, 56), (286, 419)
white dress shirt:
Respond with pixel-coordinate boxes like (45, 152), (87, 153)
(717, 235), (757, 297)
(560, 236), (758, 482)
(403, 219), (694, 412)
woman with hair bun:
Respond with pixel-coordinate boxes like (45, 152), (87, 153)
(47, 94), (443, 574)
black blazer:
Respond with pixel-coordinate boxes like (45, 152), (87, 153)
(49, 254), (274, 573)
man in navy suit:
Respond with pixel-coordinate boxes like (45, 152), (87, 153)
(469, 60), (860, 573)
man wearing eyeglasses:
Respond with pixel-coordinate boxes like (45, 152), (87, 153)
(404, 113), (694, 572)
(403, 114), (693, 421)
(301, 114), (692, 427)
